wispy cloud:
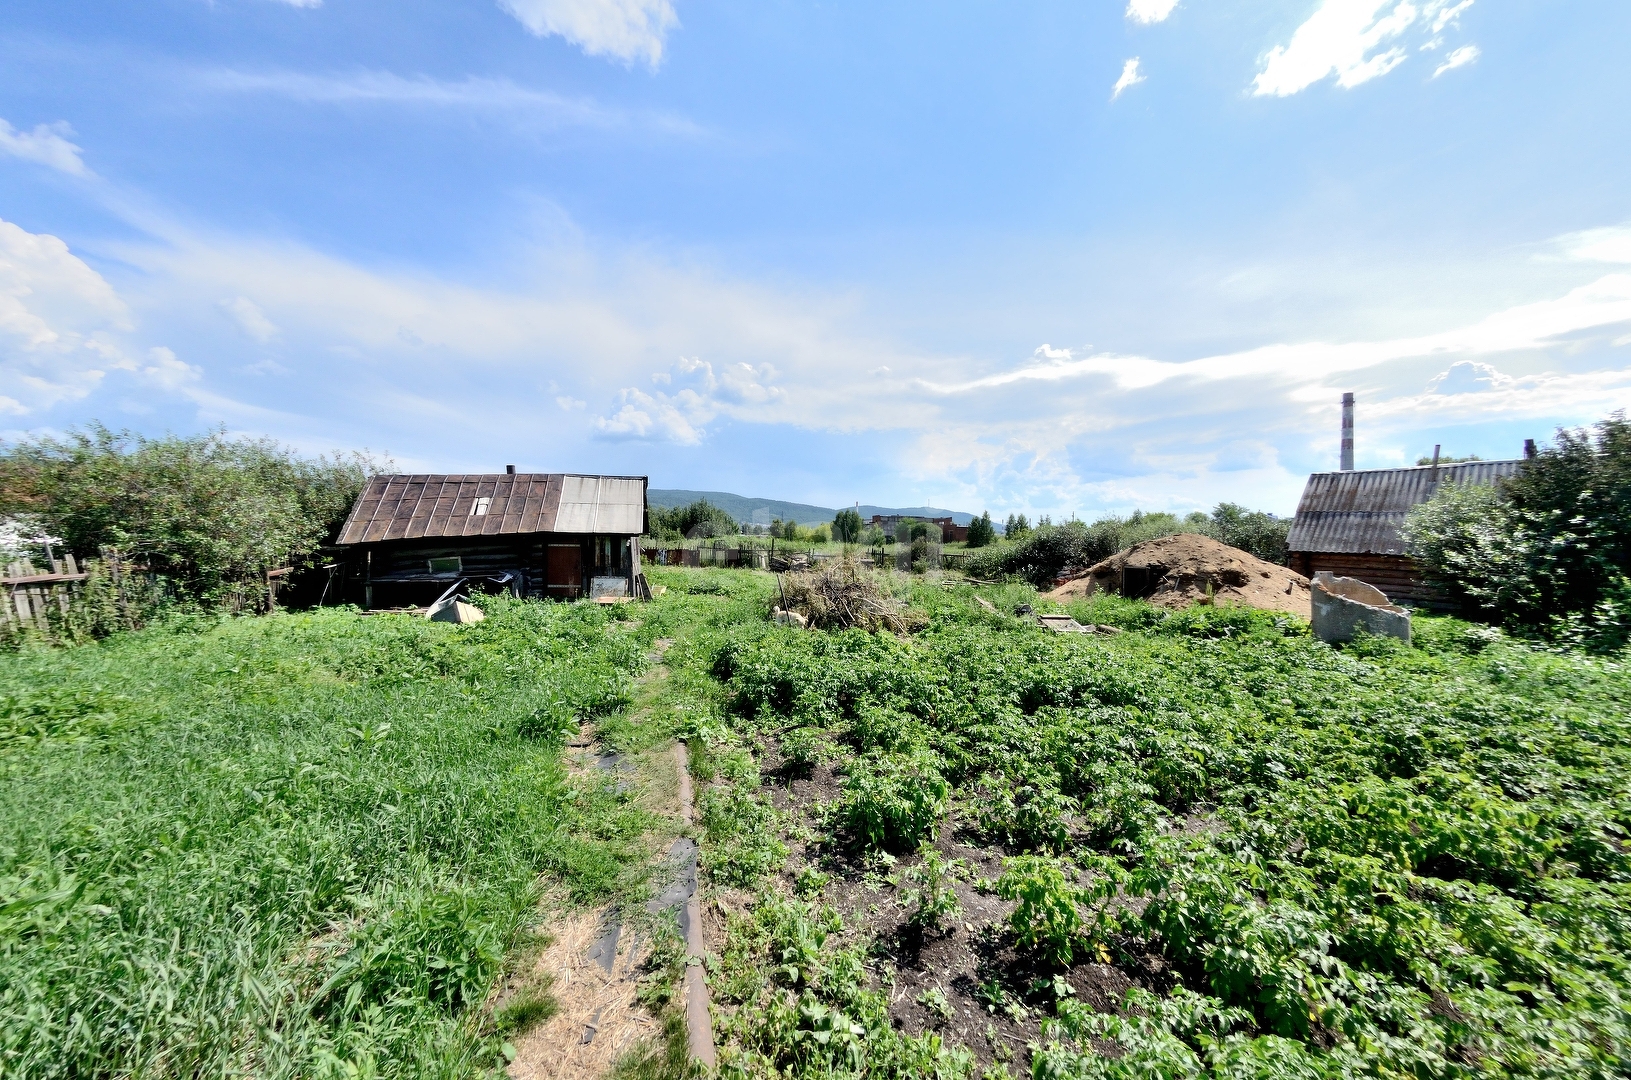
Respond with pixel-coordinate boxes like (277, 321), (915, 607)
(1126, 0), (1179, 26)
(498, 0), (678, 69)
(268, 0), (322, 8)
(1253, 0), (1476, 97)
(199, 68), (704, 135)
(218, 296), (278, 342)
(1432, 44), (1480, 77)
(1557, 225), (1631, 264)
(920, 274), (1631, 394)
(1112, 58), (1146, 100)
(0, 119), (90, 177)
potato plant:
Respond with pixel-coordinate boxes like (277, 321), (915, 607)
(709, 588), (1631, 1078)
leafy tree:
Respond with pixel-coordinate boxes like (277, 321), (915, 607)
(651, 499), (738, 540)
(965, 511), (996, 548)
(1404, 413), (1631, 648)
(832, 508), (863, 543)
(1005, 513), (1031, 539)
(0, 424), (381, 610)
(1206, 503), (1291, 565)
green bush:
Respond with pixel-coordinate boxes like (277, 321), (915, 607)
(833, 750), (950, 852)
(0, 424), (380, 612)
(1404, 413), (1631, 648)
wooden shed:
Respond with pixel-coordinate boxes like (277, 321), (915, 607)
(334, 472), (647, 608)
(1285, 459), (1522, 607)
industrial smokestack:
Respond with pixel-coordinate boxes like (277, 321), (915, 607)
(1524, 439), (1537, 460)
(1340, 393), (1355, 471)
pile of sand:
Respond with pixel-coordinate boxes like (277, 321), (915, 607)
(1046, 533), (1310, 616)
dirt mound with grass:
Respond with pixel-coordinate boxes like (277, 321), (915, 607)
(1046, 532), (1310, 616)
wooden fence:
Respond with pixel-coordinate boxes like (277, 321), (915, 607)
(1, 550), (153, 639)
(3, 554), (90, 635)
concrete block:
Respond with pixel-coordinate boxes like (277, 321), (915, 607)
(1310, 572), (1410, 645)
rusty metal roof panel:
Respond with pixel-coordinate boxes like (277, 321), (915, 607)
(336, 472), (647, 545)
(1286, 460), (1524, 555)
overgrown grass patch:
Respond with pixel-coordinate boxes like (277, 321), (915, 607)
(0, 599), (660, 1078)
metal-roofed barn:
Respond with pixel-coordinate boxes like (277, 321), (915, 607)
(1285, 459), (1522, 606)
(334, 471), (647, 608)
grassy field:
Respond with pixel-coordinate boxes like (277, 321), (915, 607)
(0, 597), (686, 1078)
(688, 575), (1631, 1079)
(7, 566), (1631, 1079)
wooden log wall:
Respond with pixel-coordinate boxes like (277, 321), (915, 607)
(1291, 551), (1449, 608)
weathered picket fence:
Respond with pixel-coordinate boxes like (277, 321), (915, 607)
(1, 550), (148, 639)
(3, 555), (89, 634)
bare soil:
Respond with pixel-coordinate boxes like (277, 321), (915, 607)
(1047, 533), (1310, 617)
(746, 736), (1181, 1073)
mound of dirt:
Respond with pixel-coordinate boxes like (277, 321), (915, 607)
(1046, 533), (1310, 616)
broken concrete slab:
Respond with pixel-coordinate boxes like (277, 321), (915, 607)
(1310, 572), (1411, 645)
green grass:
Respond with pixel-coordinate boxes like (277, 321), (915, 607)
(702, 580), (1631, 1078)
(14, 561), (1631, 1079)
(0, 598), (665, 1078)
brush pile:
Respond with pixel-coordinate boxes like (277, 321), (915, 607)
(778, 558), (924, 633)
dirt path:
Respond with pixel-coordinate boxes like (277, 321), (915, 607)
(503, 636), (713, 1079)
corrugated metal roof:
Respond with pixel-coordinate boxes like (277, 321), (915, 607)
(1286, 460), (1524, 555)
(336, 473), (646, 546)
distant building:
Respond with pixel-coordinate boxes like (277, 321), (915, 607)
(1285, 460), (1523, 607)
(335, 470), (646, 608)
(868, 514), (968, 543)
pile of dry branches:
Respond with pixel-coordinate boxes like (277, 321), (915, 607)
(779, 557), (924, 633)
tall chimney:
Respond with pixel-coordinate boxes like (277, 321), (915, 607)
(1340, 393), (1355, 471)
(1523, 439), (1537, 460)
(505, 464), (516, 475)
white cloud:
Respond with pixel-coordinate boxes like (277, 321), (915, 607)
(0, 119), (90, 177)
(1432, 43), (1479, 77)
(922, 273), (1631, 394)
(1126, 0), (1179, 25)
(1252, 0), (1476, 97)
(498, 0), (678, 68)
(219, 296), (278, 342)
(0, 218), (133, 413)
(270, 0), (322, 7)
(201, 69), (702, 135)
(1560, 225), (1631, 264)
(557, 395), (586, 410)
(595, 356), (784, 443)
(1112, 58), (1146, 100)
(1253, 0), (1417, 96)
(1426, 359), (1512, 394)
(1431, 0), (1474, 33)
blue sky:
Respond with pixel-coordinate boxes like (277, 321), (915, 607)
(2, 0), (1629, 517)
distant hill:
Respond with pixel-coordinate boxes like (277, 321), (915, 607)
(648, 489), (973, 526)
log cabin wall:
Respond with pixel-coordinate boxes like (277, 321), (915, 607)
(1290, 551), (1449, 609)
